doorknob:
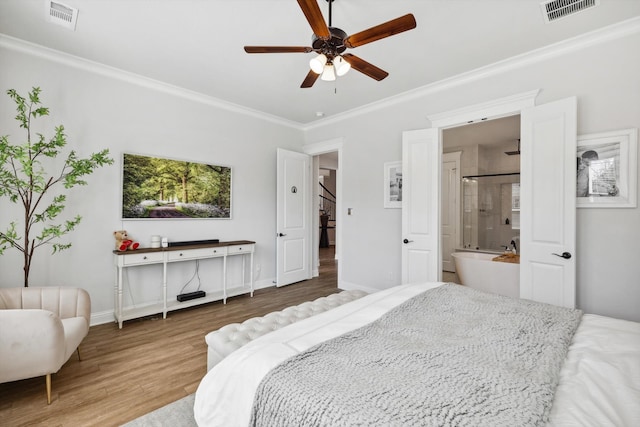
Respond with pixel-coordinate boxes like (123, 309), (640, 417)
(403, 239), (414, 244)
(278, 233), (286, 237)
(552, 251), (572, 259)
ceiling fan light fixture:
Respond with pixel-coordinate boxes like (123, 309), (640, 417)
(334, 55), (351, 76)
(320, 63), (336, 81)
(309, 54), (327, 74)
(243, 0), (417, 88)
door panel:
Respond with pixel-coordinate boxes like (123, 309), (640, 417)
(520, 97), (577, 307)
(402, 129), (440, 284)
(276, 148), (312, 287)
(531, 262), (566, 307)
(441, 152), (461, 273)
(283, 239), (305, 272)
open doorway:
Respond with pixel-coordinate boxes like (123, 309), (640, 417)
(304, 138), (343, 287)
(441, 115), (521, 283)
(317, 152), (338, 282)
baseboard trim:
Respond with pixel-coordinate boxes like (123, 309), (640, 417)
(91, 310), (115, 326)
(338, 281), (382, 295)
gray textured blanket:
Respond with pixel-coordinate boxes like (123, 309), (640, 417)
(249, 284), (582, 427)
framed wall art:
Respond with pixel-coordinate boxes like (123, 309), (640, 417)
(121, 153), (232, 219)
(384, 161), (403, 208)
(576, 128), (637, 208)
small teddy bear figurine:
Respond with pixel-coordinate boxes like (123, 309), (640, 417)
(114, 230), (140, 251)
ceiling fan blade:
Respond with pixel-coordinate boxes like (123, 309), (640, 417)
(301, 70), (320, 88)
(297, 0), (330, 40)
(244, 46), (313, 53)
(342, 54), (389, 81)
(344, 14), (417, 48)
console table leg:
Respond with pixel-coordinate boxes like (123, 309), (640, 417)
(250, 252), (254, 297)
(162, 261), (168, 318)
(223, 255), (228, 304)
(117, 266), (123, 329)
(242, 255), (246, 289)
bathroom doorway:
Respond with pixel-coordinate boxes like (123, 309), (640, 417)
(441, 115), (521, 279)
(402, 94), (576, 307)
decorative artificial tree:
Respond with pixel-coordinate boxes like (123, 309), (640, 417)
(0, 87), (113, 287)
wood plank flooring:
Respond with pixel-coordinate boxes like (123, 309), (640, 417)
(0, 247), (338, 427)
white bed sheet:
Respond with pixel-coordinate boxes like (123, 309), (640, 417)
(194, 283), (640, 427)
(549, 313), (640, 426)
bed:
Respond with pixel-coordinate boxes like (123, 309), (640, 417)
(194, 283), (640, 426)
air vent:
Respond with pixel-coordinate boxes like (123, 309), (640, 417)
(540, 0), (599, 23)
(46, 0), (79, 31)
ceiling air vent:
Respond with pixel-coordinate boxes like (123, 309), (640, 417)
(540, 0), (600, 23)
(46, 0), (79, 31)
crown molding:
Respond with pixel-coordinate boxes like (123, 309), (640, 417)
(0, 33), (304, 130)
(2, 15), (639, 132)
(303, 16), (640, 131)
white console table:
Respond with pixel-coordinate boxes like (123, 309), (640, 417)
(113, 240), (255, 328)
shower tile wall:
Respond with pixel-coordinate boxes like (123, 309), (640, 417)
(457, 144), (520, 252)
(477, 144), (520, 251)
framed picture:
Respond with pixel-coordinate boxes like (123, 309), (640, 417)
(384, 161), (403, 208)
(576, 128), (637, 208)
(121, 153), (232, 219)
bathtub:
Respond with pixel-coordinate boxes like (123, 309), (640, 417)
(451, 251), (520, 298)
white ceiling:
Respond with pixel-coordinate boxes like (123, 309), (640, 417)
(1, 0), (639, 126)
(444, 115), (521, 151)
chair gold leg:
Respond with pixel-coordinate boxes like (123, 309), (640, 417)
(46, 374), (52, 405)
(77, 346), (82, 361)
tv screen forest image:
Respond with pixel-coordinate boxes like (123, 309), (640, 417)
(122, 153), (231, 219)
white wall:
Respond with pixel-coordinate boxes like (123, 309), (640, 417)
(2, 29), (639, 323)
(305, 32), (640, 322)
(0, 47), (303, 321)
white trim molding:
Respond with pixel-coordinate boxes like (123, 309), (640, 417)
(0, 34), (302, 130)
(2, 16), (639, 129)
(303, 16), (640, 130)
(428, 90), (540, 128)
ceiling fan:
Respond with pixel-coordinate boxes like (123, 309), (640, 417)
(244, 0), (417, 88)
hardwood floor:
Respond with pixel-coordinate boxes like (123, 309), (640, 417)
(0, 247), (338, 427)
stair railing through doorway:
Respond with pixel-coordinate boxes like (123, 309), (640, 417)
(319, 182), (336, 220)
(319, 183), (336, 248)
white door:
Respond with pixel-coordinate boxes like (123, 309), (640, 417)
(442, 152), (461, 273)
(520, 97), (577, 308)
(401, 129), (440, 284)
(276, 148), (312, 287)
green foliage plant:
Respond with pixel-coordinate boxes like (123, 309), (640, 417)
(0, 87), (113, 287)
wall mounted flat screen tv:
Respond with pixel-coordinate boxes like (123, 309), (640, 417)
(121, 153), (232, 219)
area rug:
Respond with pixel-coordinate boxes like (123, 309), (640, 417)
(121, 393), (197, 427)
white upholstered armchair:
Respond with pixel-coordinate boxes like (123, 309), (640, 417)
(0, 287), (91, 404)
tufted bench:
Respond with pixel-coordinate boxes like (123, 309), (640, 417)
(205, 289), (367, 371)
